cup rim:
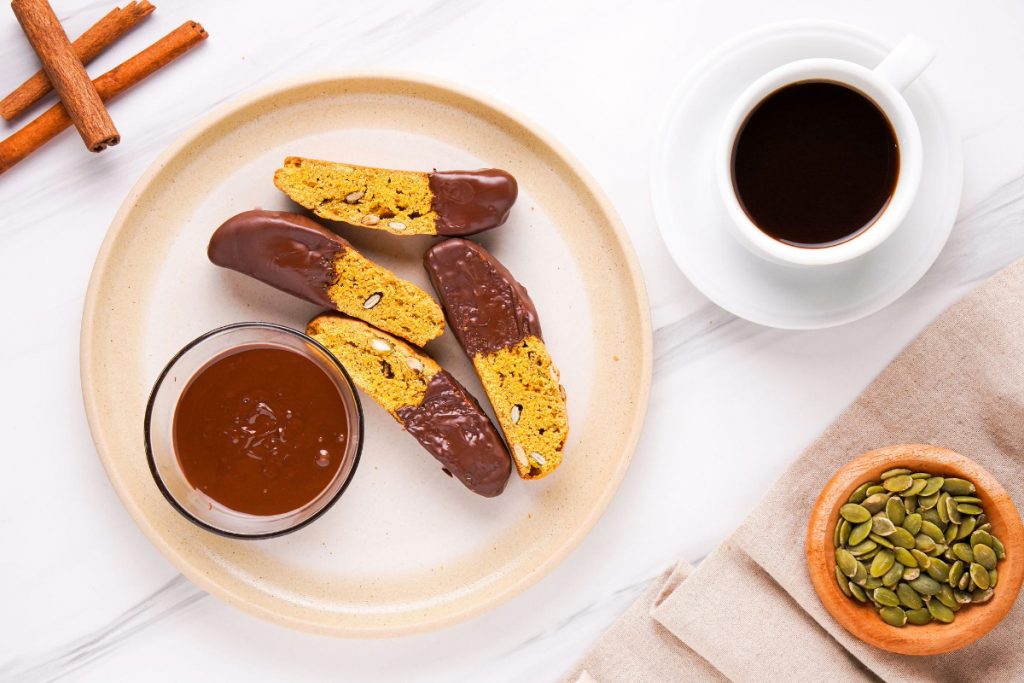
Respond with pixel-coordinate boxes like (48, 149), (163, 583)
(144, 321), (364, 540)
(716, 57), (923, 267)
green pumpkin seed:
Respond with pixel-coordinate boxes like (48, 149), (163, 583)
(957, 503), (983, 515)
(888, 527), (916, 549)
(864, 576), (883, 590)
(902, 513), (923, 536)
(872, 515), (897, 536)
(977, 513), (989, 526)
(909, 575), (942, 595)
(927, 600), (956, 623)
(942, 478), (976, 496)
(885, 497), (906, 526)
(954, 590), (972, 604)
(851, 561), (868, 585)
(894, 547), (917, 568)
(937, 493), (951, 524)
(910, 549), (932, 569)
(920, 520), (945, 543)
(906, 607), (932, 625)
(882, 562), (904, 587)
(904, 495), (917, 514)
(850, 539), (878, 555)
(989, 568), (998, 588)
(870, 533), (895, 549)
(926, 558), (951, 583)
(921, 509), (942, 526)
(974, 544), (997, 570)
(849, 582), (868, 602)
(896, 582), (923, 609)
(970, 563), (991, 590)
(945, 496), (963, 524)
(884, 475), (914, 493)
(972, 588), (994, 603)
(919, 477), (945, 497)
(836, 549), (859, 577)
(840, 503), (871, 523)
(866, 485), (886, 496)
(848, 481), (873, 504)
(837, 519), (852, 546)
(944, 523), (960, 544)
(860, 493), (888, 514)
(948, 561), (965, 588)
(879, 605), (907, 627)
(861, 548), (880, 562)
(979, 522), (993, 533)
(836, 566), (853, 597)
(881, 468), (911, 480)
(915, 535), (937, 554)
(902, 567), (921, 581)
(953, 496), (982, 504)
(971, 530), (994, 548)
(937, 584), (959, 610)
(849, 520), (873, 546)
(959, 572), (971, 591)
(956, 516), (977, 541)
(932, 544), (949, 558)
(910, 472), (931, 480)
(992, 535), (1006, 560)
(952, 543), (974, 563)
(918, 492), (940, 510)
(871, 550), (895, 577)
(905, 479), (928, 497)
(873, 587), (900, 607)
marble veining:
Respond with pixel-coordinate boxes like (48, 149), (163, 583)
(2, 0), (1023, 681)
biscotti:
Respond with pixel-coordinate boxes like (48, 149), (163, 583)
(273, 157), (517, 237)
(306, 313), (512, 497)
(209, 210), (444, 346)
(424, 239), (567, 479)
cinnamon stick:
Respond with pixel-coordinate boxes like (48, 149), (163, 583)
(0, 21), (208, 175)
(0, 1), (155, 121)
(11, 0), (120, 152)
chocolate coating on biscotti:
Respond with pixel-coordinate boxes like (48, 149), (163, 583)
(396, 371), (511, 497)
(424, 238), (541, 356)
(208, 209), (347, 307)
(428, 170), (518, 236)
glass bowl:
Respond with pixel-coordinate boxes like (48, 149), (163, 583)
(144, 322), (363, 538)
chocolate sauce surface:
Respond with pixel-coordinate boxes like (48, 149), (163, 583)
(424, 238), (540, 357)
(208, 209), (348, 307)
(396, 371), (510, 497)
(429, 169), (518, 236)
(173, 346), (350, 516)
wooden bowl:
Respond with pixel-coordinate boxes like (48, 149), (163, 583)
(807, 444), (1024, 655)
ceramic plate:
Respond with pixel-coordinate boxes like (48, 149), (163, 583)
(652, 21), (963, 329)
(81, 72), (651, 636)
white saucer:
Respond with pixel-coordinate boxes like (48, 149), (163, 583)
(651, 21), (963, 329)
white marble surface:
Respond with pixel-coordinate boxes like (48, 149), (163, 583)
(1, 1), (1023, 681)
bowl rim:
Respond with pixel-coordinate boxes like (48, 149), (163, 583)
(143, 321), (365, 540)
(806, 443), (1024, 655)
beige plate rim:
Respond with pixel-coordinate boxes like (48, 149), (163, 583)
(80, 69), (653, 637)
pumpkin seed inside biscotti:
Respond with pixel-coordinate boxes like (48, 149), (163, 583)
(886, 497), (906, 526)
(840, 503), (871, 523)
(897, 582), (924, 609)
(884, 475), (914, 492)
(906, 607), (932, 625)
(849, 521), (872, 546)
(942, 478), (976, 496)
(879, 606), (907, 627)
(970, 563), (991, 590)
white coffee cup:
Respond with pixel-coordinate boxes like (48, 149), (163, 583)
(715, 35), (934, 267)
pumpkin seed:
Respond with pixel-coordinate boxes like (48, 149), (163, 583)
(894, 547), (917, 568)
(905, 479), (929, 497)
(888, 527), (916, 549)
(956, 516), (977, 541)
(954, 590), (972, 604)
(906, 607), (932, 625)
(909, 575), (942, 595)
(992, 535), (1006, 560)
(904, 495), (917, 514)
(864, 576), (883, 590)
(872, 515), (897, 536)
(849, 520), (872, 546)
(848, 482), (872, 504)
(974, 544), (997, 570)
(836, 566), (853, 597)
(945, 496), (963, 523)
(873, 587), (900, 607)
(879, 606), (907, 627)
(836, 549), (859, 577)
(972, 588), (994, 603)
(957, 503), (983, 515)
(886, 497), (906, 526)
(959, 572), (971, 591)
(953, 496), (982, 504)
(989, 568), (998, 588)
(840, 503), (871, 523)
(849, 582), (868, 602)
(942, 478), (976, 496)
(925, 558), (951, 583)
(851, 561), (868, 586)
(921, 508), (942, 526)
(871, 550), (896, 577)
(869, 534), (895, 549)
(918, 492), (940, 510)
(944, 523), (960, 544)
(850, 538), (877, 556)
(865, 485), (886, 496)
(902, 513), (923, 536)
(897, 582), (923, 609)
(948, 561), (965, 588)
(937, 493), (951, 524)
(920, 477), (945, 497)
(976, 513), (988, 526)
(920, 520), (945, 543)
(952, 543), (974, 563)
(911, 549), (932, 569)
(927, 600), (956, 623)
(902, 567), (920, 581)
(884, 475), (914, 492)
(837, 519), (852, 546)
(971, 530), (994, 548)
(970, 563), (990, 590)
(862, 493), (889, 514)
(978, 522), (993, 533)
(915, 535), (937, 554)
(882, 562), (904, 587)
(937, 584), (959, 610)
(910, 472), (931, 479)
(881, 468), (911, 480)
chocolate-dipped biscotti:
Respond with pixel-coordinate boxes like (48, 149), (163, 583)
(209, 210), (444, 346)
(273, 157), (517, 237)
(424, 239), (567, 479)
(307, 313), (511, 497)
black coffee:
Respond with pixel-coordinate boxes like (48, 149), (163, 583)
(732, 81), (899, 248)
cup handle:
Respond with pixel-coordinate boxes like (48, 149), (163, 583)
(874, 35), (935, 92)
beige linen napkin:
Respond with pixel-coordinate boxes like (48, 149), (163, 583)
(569, 260), (1024, 683)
